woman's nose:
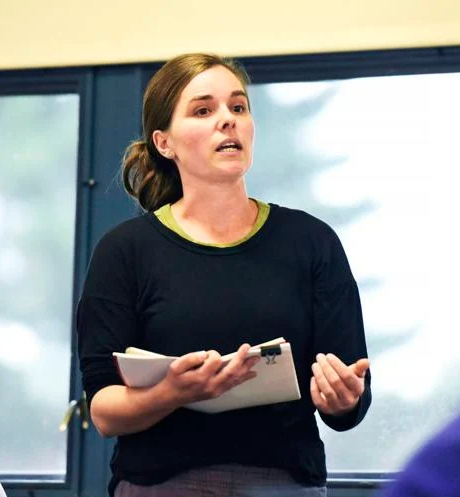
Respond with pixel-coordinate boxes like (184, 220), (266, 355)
(217, 109), (236, 130)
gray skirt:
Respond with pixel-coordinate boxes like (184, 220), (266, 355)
(115, 464), (327, 497)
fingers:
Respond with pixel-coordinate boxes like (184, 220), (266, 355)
(232, 343), (254, 368)
(311, 360), (351, 411)
(166, 343), (261, 406)
(244, 356), (261, 370)
(165, 345), (260, 406)
(310, 353), (368, 415)
(323, 354), (364, 394)
(240, 370), (258, 383)
(310, 377), (328, 412)
(214, 343), (259, 387)
(171, 344), (258, 383)
(198, 350), (226, 376)
(352, 358), (370, 378)
(220, 343), (252, 369)
(170, 350), (208, 375)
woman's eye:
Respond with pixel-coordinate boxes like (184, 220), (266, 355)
(195, 107), (210, 116)
(233, 104), (246, 113)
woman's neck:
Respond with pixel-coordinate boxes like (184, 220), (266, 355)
(170, 183), (258, 244)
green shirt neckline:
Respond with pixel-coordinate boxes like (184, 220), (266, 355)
(154, 199), (270, 248)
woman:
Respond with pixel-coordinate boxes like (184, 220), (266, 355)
(77, 53), (371, 497)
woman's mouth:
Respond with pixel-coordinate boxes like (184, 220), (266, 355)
(216, 139), (242, 152)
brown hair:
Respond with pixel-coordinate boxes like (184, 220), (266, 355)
(121, 53), (251, 212)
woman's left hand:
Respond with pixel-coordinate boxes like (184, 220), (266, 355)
(310, 353), (370, 416)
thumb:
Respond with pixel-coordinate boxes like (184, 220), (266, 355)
(351, 358), (370, 378)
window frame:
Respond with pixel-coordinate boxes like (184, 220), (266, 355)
(1, 63), (144, 497)
(0, 67), (94, 497)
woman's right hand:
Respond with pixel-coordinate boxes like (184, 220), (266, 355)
(163, 343), (260, 405)
(89, 344), (259, 438)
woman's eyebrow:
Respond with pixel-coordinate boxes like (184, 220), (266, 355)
(231, 90), (248, 100)
(188, 94), (213, 104)
(188, 90), (248, 104)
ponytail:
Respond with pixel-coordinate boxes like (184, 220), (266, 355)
(121, 140), (183, 212)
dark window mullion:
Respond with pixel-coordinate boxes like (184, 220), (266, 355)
(240, 46), (460, 83)
(0, 68), (91, 497)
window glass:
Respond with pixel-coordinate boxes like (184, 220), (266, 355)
(247, 73), (460, 473)
(0, 94), (79, 477)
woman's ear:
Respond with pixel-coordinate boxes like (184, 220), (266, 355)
(152, 130), (174, 159)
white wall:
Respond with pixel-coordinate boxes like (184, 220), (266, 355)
(1, 0), (460, 69)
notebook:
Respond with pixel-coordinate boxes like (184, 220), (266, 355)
(113, 337), (301, 413)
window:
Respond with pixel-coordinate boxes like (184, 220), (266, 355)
(245, 62), (460, 487)
(0, 70), (94, 497)
(2, 48), (459, 497)
(0, 93), (79, 479)
(0, 66), (142, 497)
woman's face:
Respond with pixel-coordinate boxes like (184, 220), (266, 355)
(156, 65), (255, 184)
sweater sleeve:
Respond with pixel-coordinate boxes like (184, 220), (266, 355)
(77, 230), (141, 408)
(311, 225), (372, 431)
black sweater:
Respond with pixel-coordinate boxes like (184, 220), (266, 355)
(77, 203), (371, 494)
